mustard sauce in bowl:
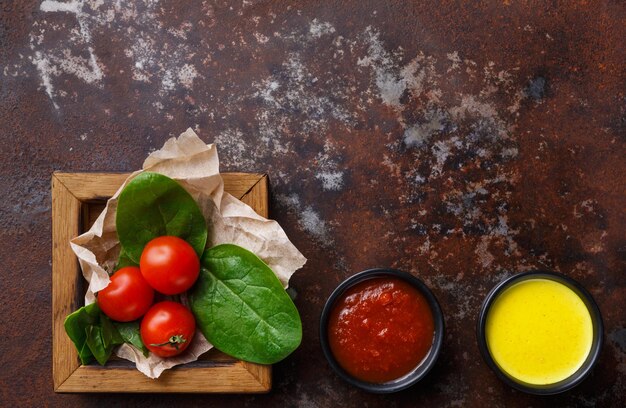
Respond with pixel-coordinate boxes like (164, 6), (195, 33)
(477, 271), (603, 395)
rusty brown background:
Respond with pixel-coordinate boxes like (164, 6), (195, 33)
(1, 0), (625, 407)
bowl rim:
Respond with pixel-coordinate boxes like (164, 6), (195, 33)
(476, 270), (604, 395)
(319, 268), (445, 393)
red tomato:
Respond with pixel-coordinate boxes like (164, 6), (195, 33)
(98, 266), (154, 322)
(139, 236), (200, 295)
(140, 301), (196, 357)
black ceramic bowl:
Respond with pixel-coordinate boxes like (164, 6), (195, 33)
(320, 268), (444, 393)
(476, 271), (603, 395)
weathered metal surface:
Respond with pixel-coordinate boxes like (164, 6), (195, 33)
(0, 0), (624, 406)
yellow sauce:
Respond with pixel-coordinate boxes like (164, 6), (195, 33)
(486, 279), (593, 385)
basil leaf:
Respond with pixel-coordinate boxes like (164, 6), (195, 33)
(64, 302), (100, 365)
(114, 321), (149, 357)
(189, 244), (302, 364)
(116, 172), (207, 264)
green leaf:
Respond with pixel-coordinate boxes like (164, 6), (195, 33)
(78, 341), (93, 365)
(114, 321), (149, 357)
(64, 303), (128, 366)
(189, 244), (302, 364)
(101, 314), (124, 346)
(114, 247), (138, 271)
(64, 303), (100, 365)
(116, 172), (207, 264)
(85, 325), (114, 366)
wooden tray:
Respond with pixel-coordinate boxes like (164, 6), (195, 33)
(52, 172), (271, 393)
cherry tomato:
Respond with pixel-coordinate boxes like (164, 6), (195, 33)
(98, 266), (154, 322)
(139, 236), (200, 295)
(140, 301), (196, 357)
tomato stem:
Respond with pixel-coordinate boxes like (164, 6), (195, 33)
(150, 335), (187, 350)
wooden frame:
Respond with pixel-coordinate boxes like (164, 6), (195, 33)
(52, 172), (271, 393)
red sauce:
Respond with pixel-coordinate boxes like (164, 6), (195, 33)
(327, 277), (434, 383)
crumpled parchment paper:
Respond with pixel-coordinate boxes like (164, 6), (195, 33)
(69, 128), (307, 378)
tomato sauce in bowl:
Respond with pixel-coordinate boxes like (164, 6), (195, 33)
(328, 278), (434, 383)
(320, 269), (444, 393)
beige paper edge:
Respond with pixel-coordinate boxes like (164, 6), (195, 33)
(70, 128), (307, 378)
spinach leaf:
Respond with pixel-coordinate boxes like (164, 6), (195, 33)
(85, 325), (112, 365)
(189, 244), (302, 364)
(102, 314), (124, 346)
(114, 247), (137, 271)
(116, 172), (207, 264)
(85, 315), (125, 365)
(114, 321), (149, 357)
(64, 303), (127, 365)
(64, 302), (100, 364)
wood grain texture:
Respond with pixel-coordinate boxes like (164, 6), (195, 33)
(52, 172), (271, 393)
(52, 172), (264, 201)
(51, 175), (82, 390)
(56, 363), (269, 393)
(240, 175), (269, 218)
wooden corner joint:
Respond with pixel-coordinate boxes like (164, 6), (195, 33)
(239, 173), (267, 193)
(241, 361), (272, 391)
